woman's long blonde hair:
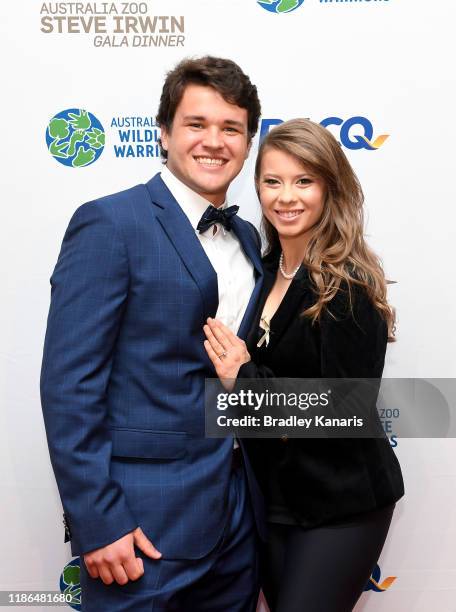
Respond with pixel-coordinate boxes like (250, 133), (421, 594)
(255, 118), (395, 341)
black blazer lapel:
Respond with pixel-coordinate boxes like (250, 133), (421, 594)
(247, 262), (311, 353)
(245, 264), (275, 350)
(145, 174), (219, 320)
(266, 266), (311, 352)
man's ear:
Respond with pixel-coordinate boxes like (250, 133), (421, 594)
(160, 126), (169, 152)
(245, 138), (253, 159)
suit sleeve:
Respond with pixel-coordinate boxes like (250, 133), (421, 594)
(40, 201), (138, 555)
(237, 360), (274, 378)
(318, 285), (388, 435)
(320, 285), (388, 378)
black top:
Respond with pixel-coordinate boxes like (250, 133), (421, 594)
(240, 253), (404, 528)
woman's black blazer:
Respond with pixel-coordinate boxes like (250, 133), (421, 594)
(240, 254), (404, 528)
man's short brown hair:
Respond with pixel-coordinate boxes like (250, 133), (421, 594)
(156, 56), (261, 159)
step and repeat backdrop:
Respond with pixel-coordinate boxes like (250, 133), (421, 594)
(2, 1), (456, 610)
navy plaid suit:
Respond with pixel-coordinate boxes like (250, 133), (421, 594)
(41, 174), (265, 610)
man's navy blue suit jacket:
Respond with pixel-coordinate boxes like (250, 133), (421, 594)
(40, 173), (265, 559)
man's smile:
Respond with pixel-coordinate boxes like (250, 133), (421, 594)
(194, 156), (228, 167)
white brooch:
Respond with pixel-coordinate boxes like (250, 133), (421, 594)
(257, 317), (271, 348)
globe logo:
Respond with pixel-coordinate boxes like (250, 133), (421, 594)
(59, 557), (82, 610)
(46, 109), (105, 168)
(257, 0), (305, 13)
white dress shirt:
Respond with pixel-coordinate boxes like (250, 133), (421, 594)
(160, 165), (255, 334)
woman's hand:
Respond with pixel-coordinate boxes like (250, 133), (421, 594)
(203, 318), (250, 390)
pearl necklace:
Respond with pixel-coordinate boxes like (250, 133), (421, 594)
(279, 252), (301, 280)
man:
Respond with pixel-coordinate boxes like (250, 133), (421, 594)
(41, 56), (265, 611)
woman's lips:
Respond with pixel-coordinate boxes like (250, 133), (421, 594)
(275, 210), (304, 221)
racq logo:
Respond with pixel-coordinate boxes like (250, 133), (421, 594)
(260, 117), (389, 151)
(364, 564), (397, 593)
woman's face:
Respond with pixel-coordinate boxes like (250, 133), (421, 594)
(258, 147), (326, 241)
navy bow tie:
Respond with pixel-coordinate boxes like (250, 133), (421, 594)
(197, 204), (239, 233)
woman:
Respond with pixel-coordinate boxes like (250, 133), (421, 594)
(203, 119), (404, 612)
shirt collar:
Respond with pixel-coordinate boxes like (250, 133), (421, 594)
(160, 165), (227, 232)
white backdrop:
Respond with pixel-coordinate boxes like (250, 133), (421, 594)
(2, 1), (456, 610)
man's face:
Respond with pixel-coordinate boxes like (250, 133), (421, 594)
(161, 84), (251, 207)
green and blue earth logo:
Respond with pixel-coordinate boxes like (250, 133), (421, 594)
(46, 109), (105, 168)
(59, 558), (82, 610)
(257, 0), (305, 13)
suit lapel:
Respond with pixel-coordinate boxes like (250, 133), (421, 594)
(145, 174), (219, 320)
(230, 216), (264, 340)
(230, 216), (262, 278)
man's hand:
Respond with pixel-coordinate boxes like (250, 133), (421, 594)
(83, 527), (161, 585)
(203, 318), (250, 390)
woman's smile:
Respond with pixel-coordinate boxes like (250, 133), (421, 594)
(274, 209), (304, 221)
